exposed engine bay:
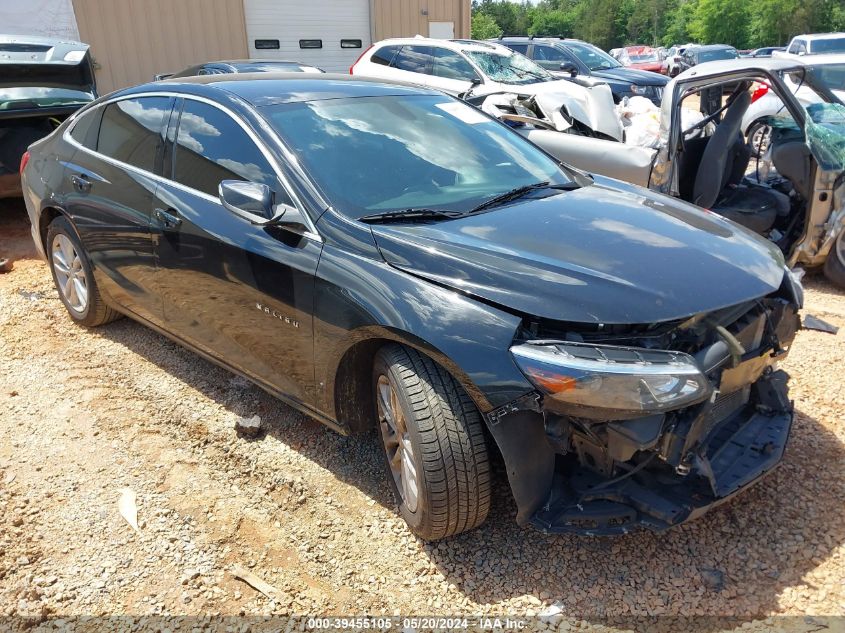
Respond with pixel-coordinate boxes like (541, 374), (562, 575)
(494, 276), (802, 535)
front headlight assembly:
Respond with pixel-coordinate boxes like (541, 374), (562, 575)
(510, 341), (712, 420)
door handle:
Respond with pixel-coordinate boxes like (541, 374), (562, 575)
(154, 207), (182, 229)
(70, 174), (91, 193)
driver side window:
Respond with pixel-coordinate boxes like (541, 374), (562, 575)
(171, 99), (289, 205)
(431, 47), (478, 81)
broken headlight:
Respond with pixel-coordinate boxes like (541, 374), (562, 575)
(510, 341), (711, 420)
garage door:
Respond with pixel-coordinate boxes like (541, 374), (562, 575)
(243, 0), (371, 73)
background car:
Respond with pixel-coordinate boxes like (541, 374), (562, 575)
(20, 73), (800, 539)
(616, 46), (663, 73)
(350, 37), (623, 140)
(742, 53), (845, 156)
(155, 59), (325, 80)
(780, 33), (845, 57)
(0, 34), (96, 198)
(676, 44), (739, 72)
(749, 46), (786, 58)
(497, 36), (668, 106)
(662, 44), (695, 76)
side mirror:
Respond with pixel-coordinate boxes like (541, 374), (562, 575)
(560, 61), (578, 77)
(219, 180), (311, 233)
(460, 77), (482, 100)
(219, 180), (275, 223)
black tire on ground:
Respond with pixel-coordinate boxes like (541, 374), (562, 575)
(373, 344), (491, 540)
(46, 215), (122, 327)
(823, 234), (845, 289)
(746, 120), (772, 158)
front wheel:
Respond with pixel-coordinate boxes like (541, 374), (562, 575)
(373, 344), (490, 540)
(746, 120), (772, 157)
(824, 232), (845, 289)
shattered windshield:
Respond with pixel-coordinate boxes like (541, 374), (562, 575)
(464, 50), (552, 85)
(804, 102), (845, 170)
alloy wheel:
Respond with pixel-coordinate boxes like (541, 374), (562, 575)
(376, 374), (419, 512)
(52, 234), (88, 313)
(749, 123), (771, 156)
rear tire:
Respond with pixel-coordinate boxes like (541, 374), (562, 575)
(46, 216), (121, 327)
(823, 232), (845, 289)
(373, 344), (490, 540)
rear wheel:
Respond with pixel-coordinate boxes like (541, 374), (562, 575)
(47, 216), (121, 327)
(823, 232), (845, 289)
(373, 344), (490, 540)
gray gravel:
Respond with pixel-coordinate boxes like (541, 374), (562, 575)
(1, 201), (844, 627)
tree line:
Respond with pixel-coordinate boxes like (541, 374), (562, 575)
(470, 0), (845, 51)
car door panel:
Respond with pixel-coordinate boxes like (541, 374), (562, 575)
(63, 96), (173, 324)
(152, 98), (321, 406)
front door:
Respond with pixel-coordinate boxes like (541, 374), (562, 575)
(151, 98), (322, 406)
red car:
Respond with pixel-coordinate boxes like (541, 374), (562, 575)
(617, 46), (663, 73)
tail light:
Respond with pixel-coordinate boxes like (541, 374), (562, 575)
(349, 44), (373, 74)
(751, 82), (769, 103)
(19, 150), (30, 174)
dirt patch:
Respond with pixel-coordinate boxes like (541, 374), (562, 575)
(1, 199), (844, 625)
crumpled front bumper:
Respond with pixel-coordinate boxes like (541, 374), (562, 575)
(530, 370), (793, 536)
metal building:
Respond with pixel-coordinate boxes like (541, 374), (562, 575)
(28, 0), (470, 93)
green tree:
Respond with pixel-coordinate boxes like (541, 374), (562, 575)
(662, 0), (698, 46)
(471, 12), (504, 39)
(529, 9), (575, 36)
(690, 0), (751, 47)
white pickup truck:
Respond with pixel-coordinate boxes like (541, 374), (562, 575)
(775, 33), (845, 58)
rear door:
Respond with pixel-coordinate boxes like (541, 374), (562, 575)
(151, 97), (322, 405)
(63, 95), (173, 324)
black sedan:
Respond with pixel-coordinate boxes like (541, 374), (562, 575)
(21, 74), (801, 539)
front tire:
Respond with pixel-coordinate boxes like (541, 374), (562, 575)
(824, 232), (845, 289)
(47, 216), (121, 327)
(746, 120), (772, 157)
(373, 344), (490, 540)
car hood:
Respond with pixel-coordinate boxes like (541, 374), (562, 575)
(369, 179), (786, 324)
(628, 61), (663, 72)
(592, 67), (668, 85)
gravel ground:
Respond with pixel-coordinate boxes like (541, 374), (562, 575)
(1, 199), (844, 630)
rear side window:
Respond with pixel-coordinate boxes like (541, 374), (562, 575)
(69, 107), (102, 150)
(97, 97), (171, 172)
(391, 45), (432, 74)
(172, 100), (281, 200)
(371, 45), (400, 66)
(534, 45), (567, 61)
(506, 43), (528, 55)
(431, 47), (477, 80)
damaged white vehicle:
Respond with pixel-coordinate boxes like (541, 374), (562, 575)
(486, 59), (845, 288)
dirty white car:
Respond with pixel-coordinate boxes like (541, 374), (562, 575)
(351, 37), (623, 141)
(510, 58), (845, 287)
(742, 54), (845, 156)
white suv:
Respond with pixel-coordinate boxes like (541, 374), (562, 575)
(777, 33), (845, 57)
(350, 37), (622, 140)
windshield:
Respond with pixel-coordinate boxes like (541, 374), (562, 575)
(628, 50), (659, 62)
(565, 41), (621, 70)
(0, 86), (93, 110)
(463, 50), (552, 85)
(263, 94), (572, 218)
(698, 48), (738, 62)
(813, 37), (845, 53)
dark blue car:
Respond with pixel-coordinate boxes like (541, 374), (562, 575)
(497, 36), (668, 105)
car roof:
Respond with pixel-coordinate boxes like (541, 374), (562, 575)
(375, 37), (512, 55)
(152, 73), (435, 105)
(694, 44), (736, 51)
(676, 57), (805, 78)
(783, 52), (845, 65)
(795, 32), (845, 41)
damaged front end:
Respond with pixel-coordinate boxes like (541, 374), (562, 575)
(490, 276), (802, 536)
